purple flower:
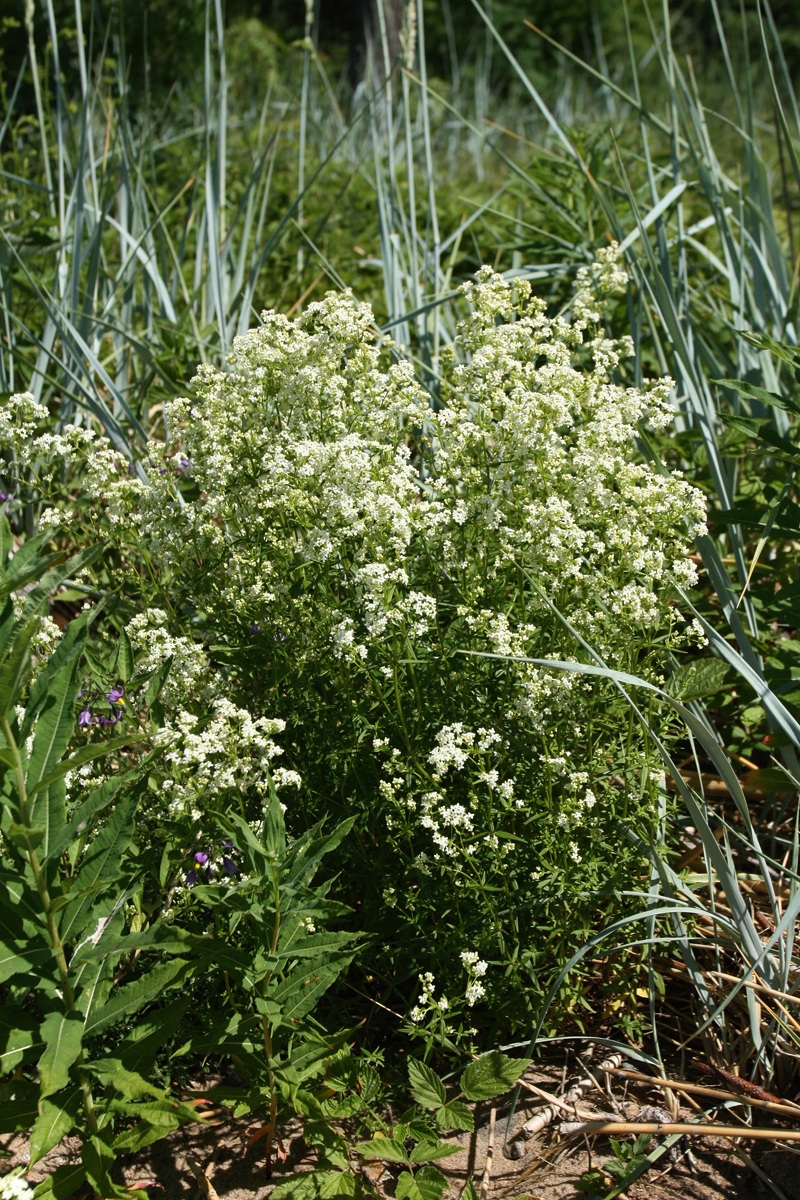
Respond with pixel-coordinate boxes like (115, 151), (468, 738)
(194, 851), (209, 866)
(250, 623), (261, 634)
(222, 856), (238, 877)
(78, 707), (94, 728)
(221, 839), (235, 850)
(106, 686), (125, 704)
(185, 870), (198, 886)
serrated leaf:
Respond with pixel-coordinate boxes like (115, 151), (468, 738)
(460, 1182), (480, 1200)
(668, 657), (730, 701)
(396, 1166), (448, 1200)
(434, 1100), (473, 1132)
(37, 1012), (84, 1099)
(460, 1052), (530, 1102)
(357, 1136), (410, 1163)
(269, 1169), (356, 1199)
(408, 1058), (446, 1109)
(408, 1141), (461, 1163)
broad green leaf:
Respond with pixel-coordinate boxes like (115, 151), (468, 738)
(32, 1162), (86, 1200)
(460, 1182), (480, 1200)
(357, 1136), (409, 1163)
(26, 657), (80, 793)
(81, 1133), (117, 1199)
(269, 1170), (357, 1199)
(396, 1166), (448, 1200)
(116, 996), (190, 1075)
(433, 1101), (473, 1132)
(144, 656), (173, 707)
(0, 1081), (38, 1133)
(28, 735), (144, 803)
(264, 785), (287, 857)
(270, 958), (354, 1025)
(408, 1141), (461, 1163)
(460, 1052), (530, 1102)
(84, 958), (194, 1039)
(58, 791), (139, 944)
(111, 1108), (185, 1154)
(43, 773), (129, 866)
(29, 1088), (81, 1164)
(0, 617), (36, 718)
(408, 1058), (446, 1109)
(0, 1005), (43, 1072)
(37, 1012), (84, 1099)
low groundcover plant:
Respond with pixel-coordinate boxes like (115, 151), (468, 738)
(4, 246), (706, 1039)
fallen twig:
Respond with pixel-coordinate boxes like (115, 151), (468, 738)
(558, 1119), (800, 1141)
(601, 1066), (800, 1119)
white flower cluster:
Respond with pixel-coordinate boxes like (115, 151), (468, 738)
(127, 609), (208, 707)
(461, 950), (489, 1006)
(0, 1172), (33, 1200)
(410, 971), (449, 1023)
(153, 700), (293, 821)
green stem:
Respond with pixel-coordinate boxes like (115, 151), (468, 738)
(1, 715), (100, 1139)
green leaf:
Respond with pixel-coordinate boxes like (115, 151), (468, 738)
(269, 1170), (356, 1199)
(408, 1058), (446, 1109)
(0, 617), (36, 718)
(43, 773), (129, 866)
(460, 1182), (480, 1200)
(667, 657), (730, 701)
(0, 1005), (43, 1072)
(58, 791), (139, 944)
(460, 1052), (529, 1102)
(408, 1141), (461, 1163)
(29, 735), (144, 803)
(357, 1136), (410, 1163)
(29, 1088), (81, 1164)
(396, 1166), (448, 1200)
(82, 1134), (117, 1199)
(434, 1100), (473, 1132)
(144, 656), (173, 707)
(115, 628), (134, 682)
(33, 1162), (86, 1200)
(37, 1012), (84, 1100)
(84, 958), (194, 1039)
(0, 1082), (38, 1133)
(270, 959), (354, 1025)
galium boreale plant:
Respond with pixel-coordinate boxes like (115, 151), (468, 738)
(11, 245), (707, 1040)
